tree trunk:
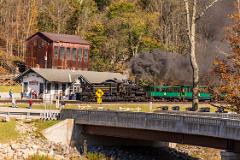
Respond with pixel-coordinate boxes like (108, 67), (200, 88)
(184, 0), (199, 111)
(57, 5), (60, 34)
(190, 0), (199, 111)
(238, 0), (240, 15)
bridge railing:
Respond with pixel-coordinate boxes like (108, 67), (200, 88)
(60, 109), (240, 141)
(158, 111), (240, 120)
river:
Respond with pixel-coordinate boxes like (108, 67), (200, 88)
(87, 146), (198, 160)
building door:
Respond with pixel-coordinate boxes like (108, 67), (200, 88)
(23, 82), (28, 92)
(39, 83), (44, 94)
(62, 84), (66, 95)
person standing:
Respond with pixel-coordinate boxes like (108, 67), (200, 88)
(59, 94), (65, 110)
(55, 94), (60, 109)
(20, 92), (23, 100)
(9, 89), (13, 99)
(28, 98), (33, 109)
(12, 94), (17, 108)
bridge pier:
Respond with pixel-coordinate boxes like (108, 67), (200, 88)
(221, 151), (240, 160)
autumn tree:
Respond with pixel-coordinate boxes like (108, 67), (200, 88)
(214, 1), (240, 113)
(87, 1), (160, 72)
(38, 0), (72, 34)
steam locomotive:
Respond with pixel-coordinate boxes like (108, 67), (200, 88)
(77, 80), (147, 102)
(76, 79), (212, 102)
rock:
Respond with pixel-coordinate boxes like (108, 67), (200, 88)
(25, 119), (32, 123)
(2, 115), (10, 122)
(10, 144), (18, 151)
(48, 148), (54, 155)
(16, 116), (24, 121)
(56, 155), (65, 159)
(0, 120), (82, 160)
(37, 150), (46, 156)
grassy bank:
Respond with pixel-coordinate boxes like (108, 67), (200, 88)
(34, 120), (60, 131)
(0, 120), (19, 143)
(0, 85), (22, 93)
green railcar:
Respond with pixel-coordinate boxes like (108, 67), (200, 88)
(147, 86), (182, 100)
(147, 85), (211, 101)
(181, 86), (211, 101)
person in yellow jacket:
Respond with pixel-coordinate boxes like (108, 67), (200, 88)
(96, 89), (104, 104)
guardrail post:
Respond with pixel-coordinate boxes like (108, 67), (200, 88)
(26, 112), (30, 119)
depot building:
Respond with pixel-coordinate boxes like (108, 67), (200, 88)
(14, 68), (127, 99)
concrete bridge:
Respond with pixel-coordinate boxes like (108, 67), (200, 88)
(60, 109), (240, 160)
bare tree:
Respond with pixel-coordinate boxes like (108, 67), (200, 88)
(45, 0), (72, 34)
(184, 0), (221, 110)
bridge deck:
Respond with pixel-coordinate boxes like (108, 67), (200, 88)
(61, 109), (240, 141)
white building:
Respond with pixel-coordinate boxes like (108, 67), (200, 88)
(14, 68), (127, 99)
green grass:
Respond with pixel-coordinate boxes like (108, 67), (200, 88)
(87, 152), (108, 160)
(0, 85), (22, 92)
(0, 120), (19, 143)
(34, 120), (61, 131)
(0, 102), (219, 112)
(26, 155), (55, 160)
(72, 103), (218, 113)
(33, 120), (61, 139)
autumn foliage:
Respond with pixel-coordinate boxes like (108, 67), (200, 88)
(214, 4), (240, 113)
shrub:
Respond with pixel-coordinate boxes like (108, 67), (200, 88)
(86, 152), (108, 160)
(26, 154), (55, 160)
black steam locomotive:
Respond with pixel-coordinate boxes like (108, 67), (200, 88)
(77, 80), (147, 102)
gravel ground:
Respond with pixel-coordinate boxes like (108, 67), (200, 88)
(175, 144), (221, 160)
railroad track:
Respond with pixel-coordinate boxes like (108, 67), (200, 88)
(0, 99), (226, 105)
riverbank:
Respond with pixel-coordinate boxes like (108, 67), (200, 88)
(0, 120), (81, 160)
(175, 144), (221, 160)
(0, 119), (222, 160)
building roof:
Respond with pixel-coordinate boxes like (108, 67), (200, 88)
(15, 68), (127, 84)
(26, 32), (90, 45)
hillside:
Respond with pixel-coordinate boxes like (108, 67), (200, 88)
(0, 0), (235, 84)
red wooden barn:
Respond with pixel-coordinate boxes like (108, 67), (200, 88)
(25, 32), (90, 70)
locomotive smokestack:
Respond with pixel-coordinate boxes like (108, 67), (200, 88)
(135, 74), (141, 85)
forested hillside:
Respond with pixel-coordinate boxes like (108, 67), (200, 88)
(0, 0), (235, 81)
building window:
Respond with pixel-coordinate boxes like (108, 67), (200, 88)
(72, 48), (77, 61)
(60, 47), (65, 59)
(47, 83), (51, 93)
(78, 48), (82, 62)
(62, 84), (66, 93)
(66, 47), (71, 60)
(55, 83), (59, 90)
(39, 83), (44, 94)
(54, 46), (58, 59)
(83, 49), (88, 62)
(33, 40), (37, 47)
